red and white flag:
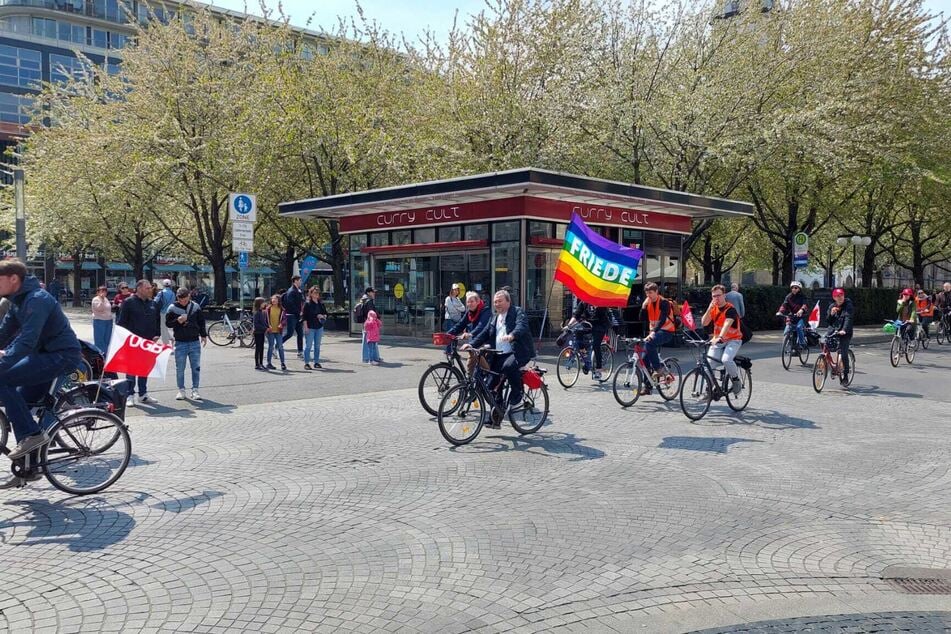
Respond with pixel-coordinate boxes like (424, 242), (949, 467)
(103, 325), (173, 380)
(681, 301), (697, 331)
(808, 301), (821, 329)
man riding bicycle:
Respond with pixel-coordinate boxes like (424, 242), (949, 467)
(462, 289), (534, 427)
(447, 291), (491, 373)
(0, 260), (82, 487)
(778, 281), (808, 347)
(565, 299), (612, 380)
(641, 282), (676, 388)
(916, 289), (934, 341)
(827, 288), (854, 385)
(701, 284), (744, 396)
(896, 288), (918, 339)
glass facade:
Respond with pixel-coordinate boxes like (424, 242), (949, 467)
(0, 91), (32, 123)
(0, 44), (40, 88)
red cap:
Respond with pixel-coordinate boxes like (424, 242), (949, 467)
(902, 288), (913, 297)
(832, 288), (845, 297)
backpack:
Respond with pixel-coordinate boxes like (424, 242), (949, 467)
(353, 300), (367, 324)
(739, 318), (753, 343)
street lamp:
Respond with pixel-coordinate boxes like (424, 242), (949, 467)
(836, 235), (871, 287)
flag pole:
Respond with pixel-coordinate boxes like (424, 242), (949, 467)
(537, 271), (558, 345)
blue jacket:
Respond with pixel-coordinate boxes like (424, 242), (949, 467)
(0, 276), (81, 371)
(155, 287), (176, 314)
(117, 294), (161, 340)
(448, 304), (491, 339)
(470, 305), (535, 366)
(282, 285), (304, 316)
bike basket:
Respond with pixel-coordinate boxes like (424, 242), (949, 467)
(555, 331), (570, 348)
(805, 330), (821, 346)
(522, 369), (544, 390)
(432, 332), (454, 346)
(883, 323), (897, 335)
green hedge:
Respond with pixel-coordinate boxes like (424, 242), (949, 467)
(683, 286), (902, 331)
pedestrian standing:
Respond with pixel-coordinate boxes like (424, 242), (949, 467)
(281, 275), (305, 358)
(266, 294), (287, 371)
(725, 282), (746, 319)
(116, 279), (161, 406)
(113, 282), (132, 312)
(252, 297), (268, 370)
(357, 287), (378, 363)
(302, 286), (328, 370)
(364, 310), (382, 364)
(166, 287), (207, 401)
(156, 279), (176, 345)
(190, 285), (210, 310)
(91, 285), (114, 356)
(443, 284), (465, 332)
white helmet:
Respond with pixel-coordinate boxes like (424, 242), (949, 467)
(789, 281), (802, 289)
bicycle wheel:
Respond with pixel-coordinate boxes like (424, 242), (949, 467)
(437, 384), (484, 446)
(596, 343), (614, 382)
(236, 322), (254, 348)
(936, 320), (946, 345)
(612, 362), (641, 407)
(841, 350), (856, 387)
(510, 385), (549, 434)
(920, 329), (929, 350)
(889, 337), (901, 367)
(781, 334), (794, 370)
(797, 343), (811, 367)
(680, 368), (712, 421)
(812, 356), (828, 393)
(726, 367), (752, 411)
(657, 358), (683, 401)
(61, 358), (94, 392)
(556, 347), (580, 389)
(42, 409), (131, 495)
(905, 337), (917, 364)
(418, 362), (465, 417)
(206, 321), (235, 346)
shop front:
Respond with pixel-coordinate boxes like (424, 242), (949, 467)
(279, 169), (753, 338)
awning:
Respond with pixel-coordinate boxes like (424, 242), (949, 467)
(106, 262), (133, 271)
(55, 262), (101, 271)
(151, 264), (195, 273)
(244, 267), (276, 274)
(197, 265), (238, 273)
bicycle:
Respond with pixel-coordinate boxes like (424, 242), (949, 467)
(915, 318), (930, 350)
(555, 322), (614, 388)
(436, 348), (549, 446)
(418, 332), (469, 416)
(207, 310), (253, 347)
(611, 336), (682, 407)
(886, 320), (916, 367)
(778, 314), (814, 370)
(936, 310), (951, 345)
(0, 374), (132, 495)
(679, 335), (753, 421)
(812, 333), (856, 393)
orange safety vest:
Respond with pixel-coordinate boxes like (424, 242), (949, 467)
(710, 301), (742, 341)
(917, 297), (934, 317)
(646, 297), (676, 333)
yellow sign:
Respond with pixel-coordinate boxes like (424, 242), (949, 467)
(455, 282), (466, 296)
(393, 283), (405, 299)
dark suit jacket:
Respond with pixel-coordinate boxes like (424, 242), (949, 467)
(471, 306), (534, 366)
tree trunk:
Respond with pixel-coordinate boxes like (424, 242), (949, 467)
(771, 250), (780, 286)
(861, 242), (876, 288)
(702, 237), (714, 285)
(280, 245), (296, 289)
(211, 255), (228, 305)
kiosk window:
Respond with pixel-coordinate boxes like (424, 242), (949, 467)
(438, 226), (461, 242)
(493, 221), (520, 242)
(465, 224), (488, 241)
(393, 230), (412, 246)
(415, 228), (435, 244)
(370, 233), (389, 247)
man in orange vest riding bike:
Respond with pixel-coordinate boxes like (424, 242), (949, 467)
(701, 284), (744, 396)
(641, 282), (676, 387)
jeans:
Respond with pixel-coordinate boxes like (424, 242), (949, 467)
(126, 375), (148, 398)
(0, 351), (78, 441)
(283, 314), (303, 352)
(304, 328), (323, 364)
(644, 330), (673, 371)
(444, 318), (458, 334)
(920, 316), (932, 337)
(707, 339), (743, 379)
(591, 325), (608, 369)
(490, 352), (522, 406)
(784, 317), (806, 346)
(366, 341), (381, 362)
(174, 339), (201, 390)
(267, 332), (285, 365)
(93, 318), (113, 356)
(362, 330), (370, 363)
(838, 334), (853, 376)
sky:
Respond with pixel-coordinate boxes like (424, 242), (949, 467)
(204, 0), (951, 42)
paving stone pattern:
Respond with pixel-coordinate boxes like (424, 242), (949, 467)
(692, 611), (951, 632)
(0, 354), (950, 632)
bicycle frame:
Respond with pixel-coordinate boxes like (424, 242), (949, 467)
(622, 340), (668, 388)
(684, 337), (730, 397)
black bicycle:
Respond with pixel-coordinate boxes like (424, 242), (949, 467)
(679, 336), (753, 421)
(936, 310), (951, 345)
(418, 332), (469, 416)
(778, 314), (815, 370)
(436, 348), (549, 446)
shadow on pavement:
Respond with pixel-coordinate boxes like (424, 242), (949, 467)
(659, 436), (763, 454)
(150, 489), (224, 514)
(310, 368), (355, 374)
(848, 385), (924, 399)
(693, 408), (819, 430)
(0, 497), (135, 552)
(451, 430), (606, 461)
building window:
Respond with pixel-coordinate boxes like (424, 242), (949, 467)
(31, 17), (57, 40)
(414, 227), (435, 244)
(110, 32), (127, 49)
(492, 242), (520, 300)
(528, 221), (551, 239)
(0, 92), (33, 125)
(0, 16), (31, 36)
(92, 29), (108, 48)
(437, 226), (461, 242)
(464, 224), (488, 241)
(493, 221), (520, 242)
(392, 230), (412, 246)
(0, 45), (41, 88)
(370, 233), (389, 247)
(50, 54), (91, 84)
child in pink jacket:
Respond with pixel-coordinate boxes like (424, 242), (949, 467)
(363, 310), (382, 364)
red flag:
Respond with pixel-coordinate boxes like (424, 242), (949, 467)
(681, 301), (696, 330)
(808, 301), (820, 329)
(103, 325), (173, 380)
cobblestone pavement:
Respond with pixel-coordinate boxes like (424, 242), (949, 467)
(0, 328), (949, 631)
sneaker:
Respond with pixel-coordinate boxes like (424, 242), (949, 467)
(281, 364), (287, 371)
(731, 377), (743, 395)
(0, 472), (42, 489)
(190, 390), (202, 401)
(139, 394), (159, 405)
(126, 395), (136, 408)
(314, 363), (322, 369)
(296, 351), (303, 359)
(9, 431), (50, 460)
(175, 390), (186, 400)
(303, 364), (312, 370)
(265, 364), (276, 370)
(255, 365), (266, 371)
(592, 371), (602, 381)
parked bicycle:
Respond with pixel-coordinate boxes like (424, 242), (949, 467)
(418, 332), (469, 416)
(812, 333), (855, 392)
(679, 336), (753, 421)
(611, 337), (682, 407)
(555, 321), (614, 388)
(207, 310), (253, 347)
(1, 374), (131, 495)
(436, 348), (549, 446)
(886, 319), (916, 367)
(778, 314), (816, 370)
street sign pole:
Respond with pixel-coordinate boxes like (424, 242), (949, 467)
(230, 193), (257, 313)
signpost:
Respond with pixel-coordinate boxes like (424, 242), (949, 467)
(230, 193), (257, 310)
(792, 232), (809, 284)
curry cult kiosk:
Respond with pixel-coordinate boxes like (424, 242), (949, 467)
(277, 168), (753, 338)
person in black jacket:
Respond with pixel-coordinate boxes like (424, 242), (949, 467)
(302, 286), (329, 369)
(166, 287), (207, 401)
(117, 279), (161, 406)
(827, 287), (855, 385)
(778, 281), (808, 347)
(281, 275), (305, 358)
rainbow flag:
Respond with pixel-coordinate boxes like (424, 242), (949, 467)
(554, 214), (643, 307)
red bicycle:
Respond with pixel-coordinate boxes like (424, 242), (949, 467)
(611, 337), (682, 407)
(812, 333), (855, 392)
